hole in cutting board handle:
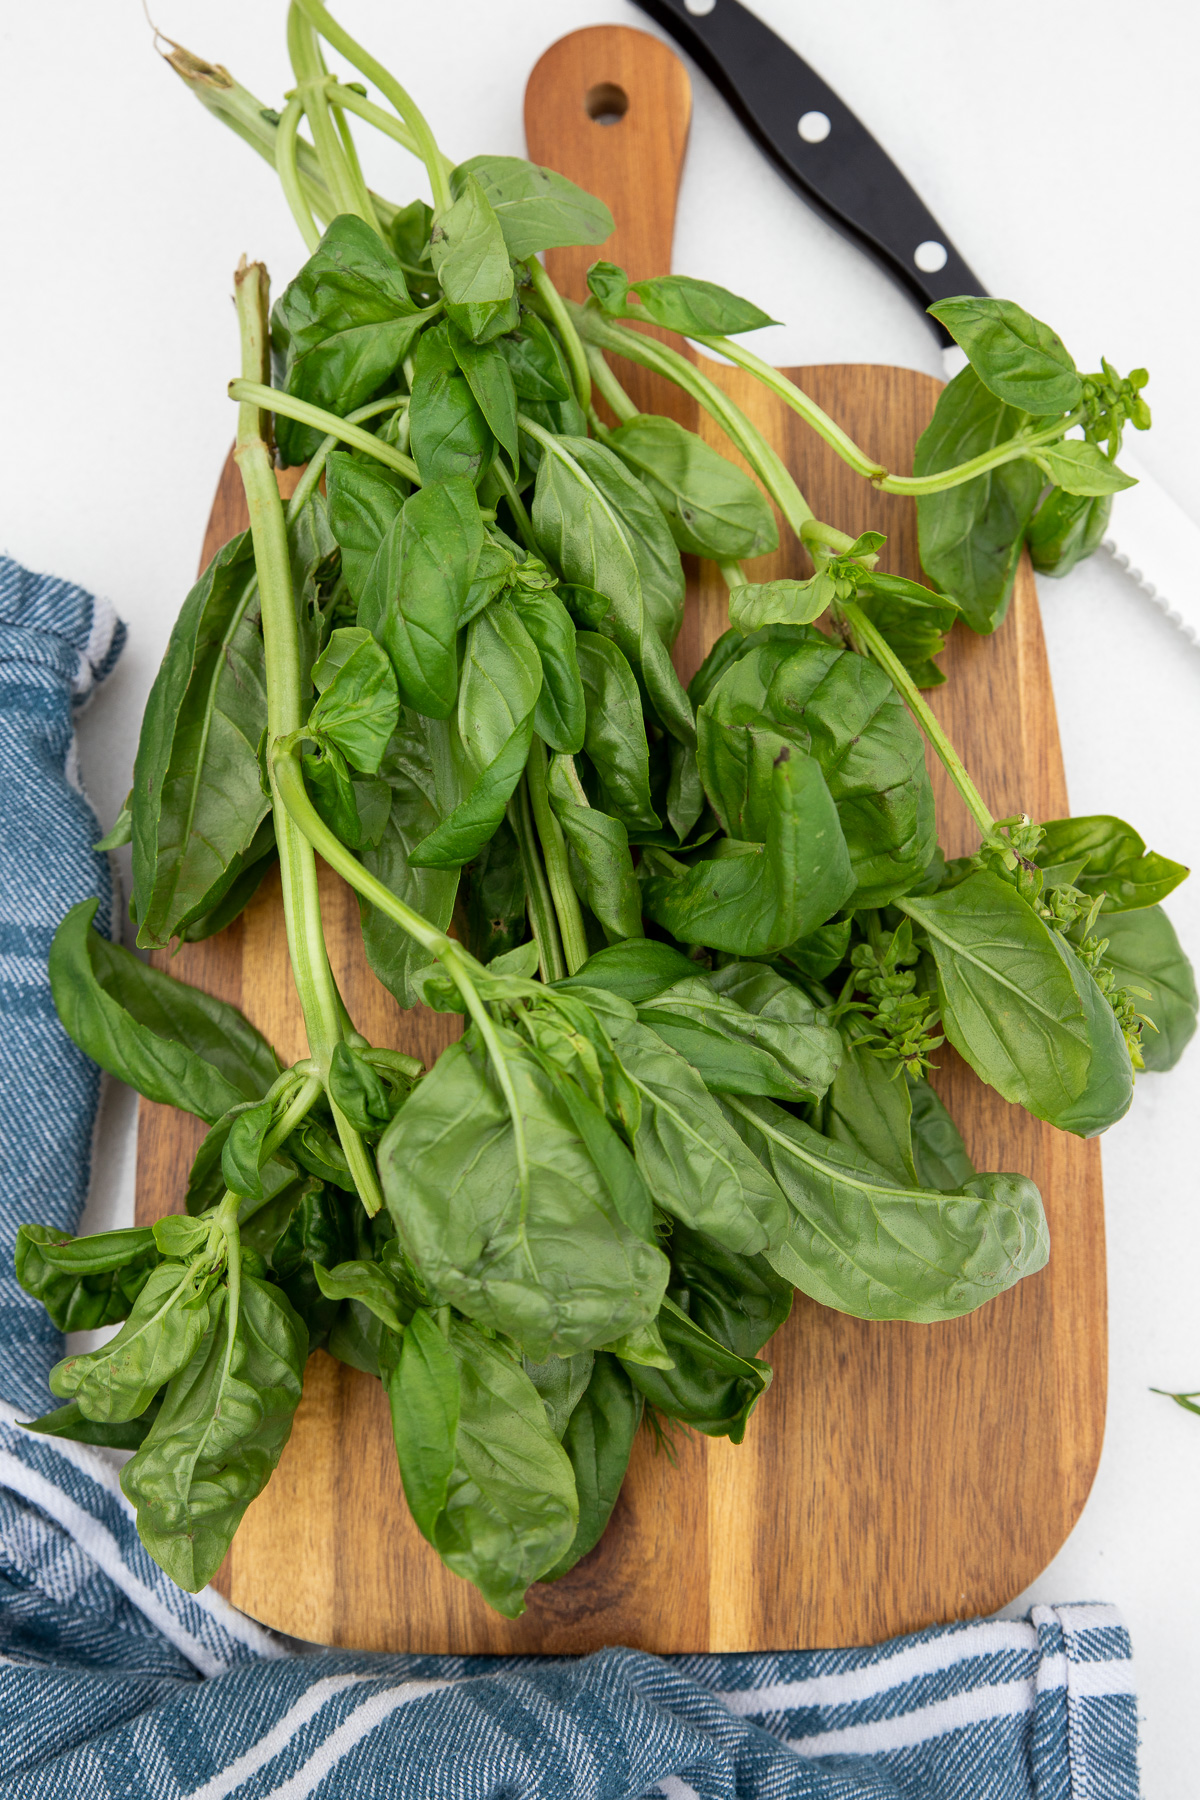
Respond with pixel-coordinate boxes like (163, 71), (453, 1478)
(586, 81), (628, 126)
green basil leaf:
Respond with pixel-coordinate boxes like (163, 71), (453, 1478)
(575, 633), (659, 831)
(707, 960), (843, 1096)
(666, 1222), (793, 1362)
(130, 532), (271, 945)
(120, 1278), (307, 1590)
(328, 1041), (409, 1134)
(560, 939), (698, 1005)
(816, 1031), (917, 1189)
(461, 813), (527, 963)
(497, 314), (573, 402)
(153, 1214), (211, 1259)
(510, 584), (586, 754)
(359, 477), (484, 717)
(523, 1348), (596, 1441)
(1049, 934), (1134, 1137)
(270, 1184), (356, 1348)
(540, 1352), (641, 1581)
(447, 322), (519, 469)
(777, 918), (852, 981)
(309, 627), (401, 774)
(851, 574), (959, 688)
(640, 972), (840, 1103)
(221, 1095), (277, 1202)
(358, 714), (461, 1006)
(699, 630), (935, 909)
(409, 320), (494, 485)
(389, 198), (434, 274)
(914, 366), (1043, 633)
(1027, 488), (1112, 578)
(378, 1028), (669, 1359)
(176, 818), (277, 944)
(906, 1077), (976, 1193)
(408, 720), (534, 871)
(530, 435), (693, 743)
(271, 215), (433, 464)
(303, 742), (391, 851)
(1036, 815), (1189, 912)
(15, 1224), (159, 1334)
(729, 1096), (1049, 1322)
(50, 1262), (212, 1423)
(621, 1295), (771, 1442)
(50, 899), (279, 1121)
(644, 736), (854, 956)
(608, 1017), (789, 1256)
(1034, 440), (1135, 497)
(389, 1313), (577, 1617)
(606, 415), (777, 560)
(429, 174), (515, 342)
(928, 297), (1082, 414)
(546, 754), (642, 941)
(455, 597), (542, 774)
(898, 871), (1092, 1122)
(325, 453), (409, 603)
(456, 155), (612, 259)
(1092, 906), (1197, 1074)
(590, 263), (775, 336)
(313, 1258), (409, 1334)
(21, 1398), (160, 1452)
(728, 576), (831, 634)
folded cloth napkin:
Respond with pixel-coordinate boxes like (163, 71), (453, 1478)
(0, 558), (1141, 1798)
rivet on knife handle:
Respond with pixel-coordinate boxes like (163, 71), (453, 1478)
(632, 0), (984, 341)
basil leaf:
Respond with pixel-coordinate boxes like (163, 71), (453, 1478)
(541, 1352), (641, 1581)
(666, 1221), (793, 1361)
(1049, 933), (1134, 1138)
(914, 366), (1043, 634)
(588, 261), (775, 336)
(461, 814), (527, 963)
(328, 1041), (411, 1135)
(456, 155), (612, 259)
(378, 1028), (670, 1358)
(510, 584), (586, 754)
(523, 1349), (595, 1441)
(50, 1262), (212, 1423)
(639, 972), (840, 1103)
(271, 215), (433, 464)
(130, 531), (270, 945)
(325, 453), (408, 603)
(359, 477), (484, 718)
(50, 899), (279, 1121)
(409, 321), (494, 486)
(728, 576), (831, 634)
(1093, 906), (1197, 1074)
(707, 961), (843, 1096)
(120, 1278), (307, 1591)
(699, 630), (935, 910)
(447, 323), (519, 470)
(560, 939), (698, 1005)
(1027, 488), (1112, 579)
(728, 1096), (1049, 1322)
(777, 918), (852, 982)
(530, 435), (693, 744)
(497, 314), (573, 402)
(816, 1030), (917, 1189)
(21, 1398), (160, 1452)
(14, 1224), (159, 1334)
(906, 1077), (976, 1193)
(899, 871), (1093, 1124)
(575, 633), (659, 831)
(429, 174), (516, 344)
(389, 1312), (577, 1617)
(313, 1259), (409, 1334)
(356, 718), (460, 1006)
(1035, 815), (1189, 913)
(928, 297), (1082, 415)
(606, 415), (777, 560)
(608, 1017), (789, 1256)
(850, 574), (959, 689)
(1034, 441), (1135, 498)
(546, 754), (642, 942)
(621, 1295), (771, 1442)
(644, 734), (854, 956)
(309, 627), (400, 774)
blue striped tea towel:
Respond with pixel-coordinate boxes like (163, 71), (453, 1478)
(0, 556), (1141, 1797)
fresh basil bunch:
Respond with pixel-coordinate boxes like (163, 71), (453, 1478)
(18, 1), (1193, 1618)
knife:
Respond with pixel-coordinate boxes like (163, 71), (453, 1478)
(631, 0), (1200, 645)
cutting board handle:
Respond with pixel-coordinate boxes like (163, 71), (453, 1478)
(524, 26), (692, 298)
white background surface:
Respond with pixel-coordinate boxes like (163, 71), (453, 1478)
(2, 2), (1198, 1789)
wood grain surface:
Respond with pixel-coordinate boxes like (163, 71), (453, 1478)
(134, 25), (1105, 1652)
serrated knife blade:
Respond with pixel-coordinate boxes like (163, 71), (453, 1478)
(633, 0), (1200, 646)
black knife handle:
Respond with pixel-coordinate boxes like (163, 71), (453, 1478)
(630, 0), (986, 343)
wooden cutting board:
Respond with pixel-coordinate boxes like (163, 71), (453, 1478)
(134, 25), (1105, 1653)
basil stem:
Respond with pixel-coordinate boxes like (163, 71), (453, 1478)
(275, 94), (321, 252)
(286, 5), (368, 224)
(228, 379), (421, 482)
(837, 598), (995, 839)
(507, 781), (567, 983)
(526, 258), (591, 412)
(525, 737), (589, 976)
(232, 260), (384, 1218)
